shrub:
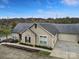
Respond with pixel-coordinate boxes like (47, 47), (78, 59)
(35, 45), (52, 50)
(20, 43), (33, 47)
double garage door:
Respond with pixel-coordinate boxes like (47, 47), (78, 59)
(58, 34), (78, 43)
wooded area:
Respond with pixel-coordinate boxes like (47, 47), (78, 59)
(0, 17), (79, 27)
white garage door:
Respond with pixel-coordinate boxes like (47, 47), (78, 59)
(58, 34), (78, 43)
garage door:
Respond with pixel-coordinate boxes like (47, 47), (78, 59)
(58, 34), (78, 43)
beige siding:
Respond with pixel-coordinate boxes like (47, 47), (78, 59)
(58, 34), (78, 43)
(21, 29), (35, 46)
(31, 25), (57, 48)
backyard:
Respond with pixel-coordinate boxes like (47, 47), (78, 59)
(0, 45), (62, 59)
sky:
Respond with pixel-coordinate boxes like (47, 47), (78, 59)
(0, 0), (79, 18)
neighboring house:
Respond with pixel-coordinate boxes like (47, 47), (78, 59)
(12, 23), (79, 58)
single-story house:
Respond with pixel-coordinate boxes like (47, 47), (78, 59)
(12, 23), (79, 58)
(12, 23), (79, 48)
(12, 23), (58, 48)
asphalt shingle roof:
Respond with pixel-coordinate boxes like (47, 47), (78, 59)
(53, 24), (79, 34)
(40, 23), (58, 35)
(12, 23), (33, 34)
(12, 23), (79, 34)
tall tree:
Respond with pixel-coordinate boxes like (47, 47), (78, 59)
(2, 28), (11, 39)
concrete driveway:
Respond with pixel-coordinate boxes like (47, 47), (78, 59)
(50, 40), (79, 59)
(0, 45), (62, 59)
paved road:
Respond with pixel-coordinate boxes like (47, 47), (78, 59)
(0, 45), (62, 59)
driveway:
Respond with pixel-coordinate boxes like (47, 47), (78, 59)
(0, 45), (62, 59)
(50, 40), (79, 59)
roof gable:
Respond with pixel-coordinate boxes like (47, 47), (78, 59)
(12, 23), (33, 34)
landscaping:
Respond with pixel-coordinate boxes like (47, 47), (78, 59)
(35, 45), (52, 50)
(0, 45), (62, 59)
(20, 43), (52, 50)
(20, 42), (33, 47)
(37, 51), (50, 56)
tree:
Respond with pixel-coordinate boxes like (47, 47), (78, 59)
(11, 21), (17, 29)
(2, 28), (11, 39)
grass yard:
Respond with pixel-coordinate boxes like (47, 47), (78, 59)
(0, 45), (62, 59)
(36, 51), (50, 56)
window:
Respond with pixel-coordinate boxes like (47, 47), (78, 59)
(19, 34), (22, 40)
(40, 41), (47, 44)
(43, 41), (47, 44)
(40, 36), (47, 38)
(40, 41), (43, 43)
(25, 36), (27, 42)
(29, 37), (31, 43)
(35, 24), (37, 28)
(39, 36), (48, 45)
(25, 36), (31, 43)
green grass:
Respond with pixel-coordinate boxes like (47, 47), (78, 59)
(35, 45), (52, 50)
(37, 51), (50, 56)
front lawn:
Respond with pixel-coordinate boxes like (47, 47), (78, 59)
(36, 51), (50, 56)
(0, 45), (62, 59)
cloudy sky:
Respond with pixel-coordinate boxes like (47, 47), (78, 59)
(0, 0), (79, 18)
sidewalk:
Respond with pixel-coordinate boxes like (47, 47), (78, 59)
(1, 43), (52, 52)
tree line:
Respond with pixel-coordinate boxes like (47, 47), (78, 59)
(0, 17), (79, 27)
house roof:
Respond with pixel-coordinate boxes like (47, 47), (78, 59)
(53, 24), (79, 34)
(12, 23), (33, 34)
(40, 23), (58, 35)
(12, 23), (79, 34)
